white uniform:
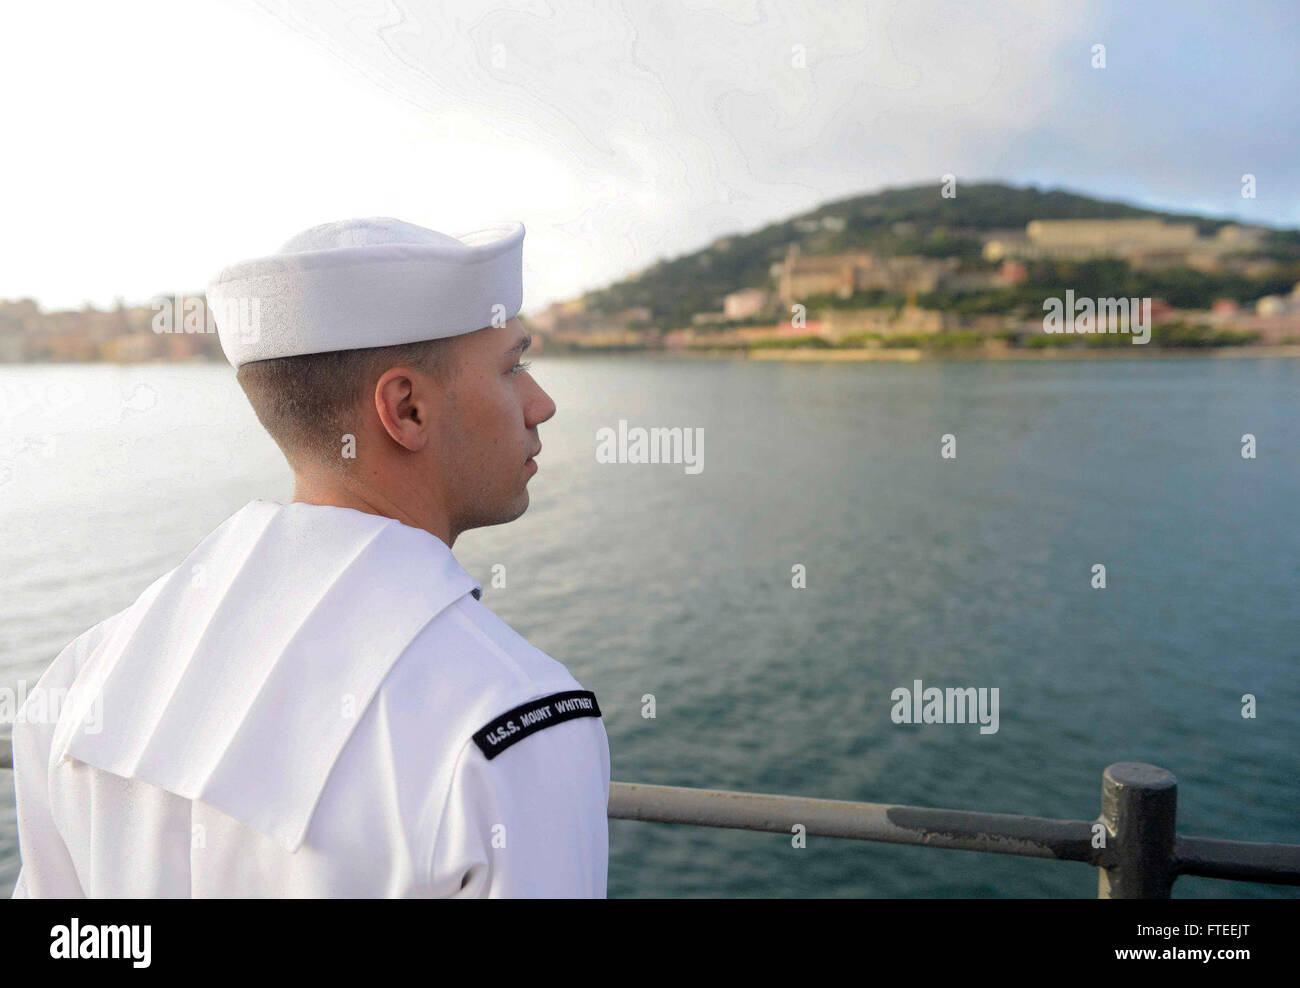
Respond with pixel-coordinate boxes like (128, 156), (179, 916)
(9, 500), (610, 897)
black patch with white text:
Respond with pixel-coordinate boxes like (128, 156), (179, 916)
(472, 690), (602, 760)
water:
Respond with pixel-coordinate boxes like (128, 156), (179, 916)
(1, 355), (1297, 898)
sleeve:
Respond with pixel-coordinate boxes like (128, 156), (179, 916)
(10, 718), (86, 898)
(10, 673), (87, 899)
(422, 690), (611, 898)
(9, 616), (121, 899)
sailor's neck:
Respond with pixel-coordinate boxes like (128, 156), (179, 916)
(290, 472), (456, 548)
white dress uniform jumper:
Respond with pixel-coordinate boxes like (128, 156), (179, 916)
(11, 500), (610, 897)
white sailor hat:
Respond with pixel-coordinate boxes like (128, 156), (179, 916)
(205, 217), (525, 368)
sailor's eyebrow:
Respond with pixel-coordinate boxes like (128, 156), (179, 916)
(506, 333), (532, 358)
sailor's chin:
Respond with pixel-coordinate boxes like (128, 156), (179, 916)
(500, 489), (530, 522)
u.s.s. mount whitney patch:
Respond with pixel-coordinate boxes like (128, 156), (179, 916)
(472, 690), (602, 760)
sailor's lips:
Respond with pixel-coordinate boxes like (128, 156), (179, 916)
(525, 445), (541, 472)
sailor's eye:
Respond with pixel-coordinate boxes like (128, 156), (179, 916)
(510, 360), (532, 375)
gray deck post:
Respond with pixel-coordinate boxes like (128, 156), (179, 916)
(1097, 762), (1178, 899)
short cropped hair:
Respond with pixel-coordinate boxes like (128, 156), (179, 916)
(236, 338), (455, 470)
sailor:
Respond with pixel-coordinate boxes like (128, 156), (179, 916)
(10, 217), (610, 897)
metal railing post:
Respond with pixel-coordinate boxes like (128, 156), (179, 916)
(1097, 762), (1178, 899)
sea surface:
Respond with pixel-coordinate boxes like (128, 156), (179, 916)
(1, 355), (1297, 898)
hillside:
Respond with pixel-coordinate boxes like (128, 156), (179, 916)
(575, 182), (1296, 331)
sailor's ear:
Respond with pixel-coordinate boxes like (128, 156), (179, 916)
(373, 365), (435, 452)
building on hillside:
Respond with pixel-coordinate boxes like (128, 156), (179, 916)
(664, 320), (829, 349)
(0, 297), (228, 363)
(1029, 219), (1198, 253)
(616, 306), (653, 324)
(996, 260), (1028, 285)
(773, 245), (870, 302)
(524, 303), (561, 333)
(854, 255), (961, 294)
(1208, 301), (1300, 343)
(1257, 295), (1294, 316)
(772, 245), (962, 304)
(0, 298), (42, 331)
(527, 298), (592, 334)
(723, 288), (771, 320)
(982, 219), (1267, 267)
(939, 272), (996, 292)
(821, 305), (956, 339)
(1250, 283), (1300, 316)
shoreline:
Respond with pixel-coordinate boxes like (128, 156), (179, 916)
(685, 344), (1300, 362)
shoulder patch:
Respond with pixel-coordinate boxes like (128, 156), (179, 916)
(472, 690), (602, 760)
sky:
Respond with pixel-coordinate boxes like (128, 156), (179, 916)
(1, 0), (1297, 312)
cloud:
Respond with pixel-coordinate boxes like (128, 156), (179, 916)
(2, 0), (1295, 310)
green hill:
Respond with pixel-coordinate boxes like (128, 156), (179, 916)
(575, 182), (1295, 331)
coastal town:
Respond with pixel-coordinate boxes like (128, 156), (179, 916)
(533, 210), (1300, 355)
(4, 184), (1300, 363)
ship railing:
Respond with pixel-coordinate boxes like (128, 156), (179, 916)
(609, 763), (1300, 898)
(2, 735), (1296, 898)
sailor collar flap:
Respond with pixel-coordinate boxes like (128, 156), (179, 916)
(56, 500), (482, 853)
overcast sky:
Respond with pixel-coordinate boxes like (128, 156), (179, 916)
(2, 0), (1297, 311)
